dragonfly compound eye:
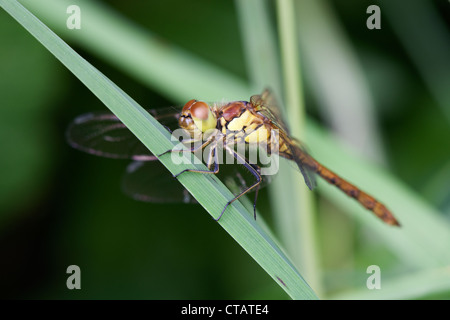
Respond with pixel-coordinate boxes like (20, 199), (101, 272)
(190, 101), (210, 120)
(189, 101), (217, 133)
(182, 99), (197, 113)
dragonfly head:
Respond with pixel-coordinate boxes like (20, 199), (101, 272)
(179, 99), (217, 136)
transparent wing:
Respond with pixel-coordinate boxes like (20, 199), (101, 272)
(122, 159), (273, 204)
(286, 142), (317, 190)
(250, 88), (291, 135)
(218, 163), (273, 195)
(66, 107), (180, 160)
(122, 161), (197, 203)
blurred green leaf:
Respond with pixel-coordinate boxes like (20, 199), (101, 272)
(332, 266), (450, 300)
(0, 10), (65, 223)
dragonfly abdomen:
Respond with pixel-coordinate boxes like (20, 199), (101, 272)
(290, 145), (400, 226)
(316, 164), (399, 225)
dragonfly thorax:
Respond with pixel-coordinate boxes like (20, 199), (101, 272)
(218, 101), (271, 145)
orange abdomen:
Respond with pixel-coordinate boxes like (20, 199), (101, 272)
(293, 146), (400, 226)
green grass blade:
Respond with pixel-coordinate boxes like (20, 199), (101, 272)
(1, 0), (318, 299)
(275, 0), (321, 293)
(295, 0), (386, 162)
(235, 0), (282, 95)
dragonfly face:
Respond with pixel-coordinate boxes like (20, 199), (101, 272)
(179, 99), (217, 138)
(66, 89), (400, 226)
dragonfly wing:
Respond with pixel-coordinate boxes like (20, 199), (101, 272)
(122, 161), (196, 203)
(250, 88), (291, 135)
(251, 89), (317, 190)
(218, 163), (272, 195)
(122, 159), (271, 205)
(287, 143), (317, 190)
(66, 107), (180, 160)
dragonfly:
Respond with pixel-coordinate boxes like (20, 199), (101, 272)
(67, 89), (400, 226)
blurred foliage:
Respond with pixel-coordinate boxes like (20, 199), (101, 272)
(0, 0), (449, 299)
(0, 12), (62, 221)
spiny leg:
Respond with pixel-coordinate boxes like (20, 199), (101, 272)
(157, 137), (212, 157)
(173, 144), (219, 178)
(250, 164), (262, 220)
(215, 147), (262, 222)
(236, 163), (262, 220)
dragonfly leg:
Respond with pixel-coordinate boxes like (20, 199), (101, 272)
(173, 145), (219, 178)
(161, 124), (173, 133)
(157, 138), (211, 157)
(215, 148), (262, 221)
(250, 164), (262, 220)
